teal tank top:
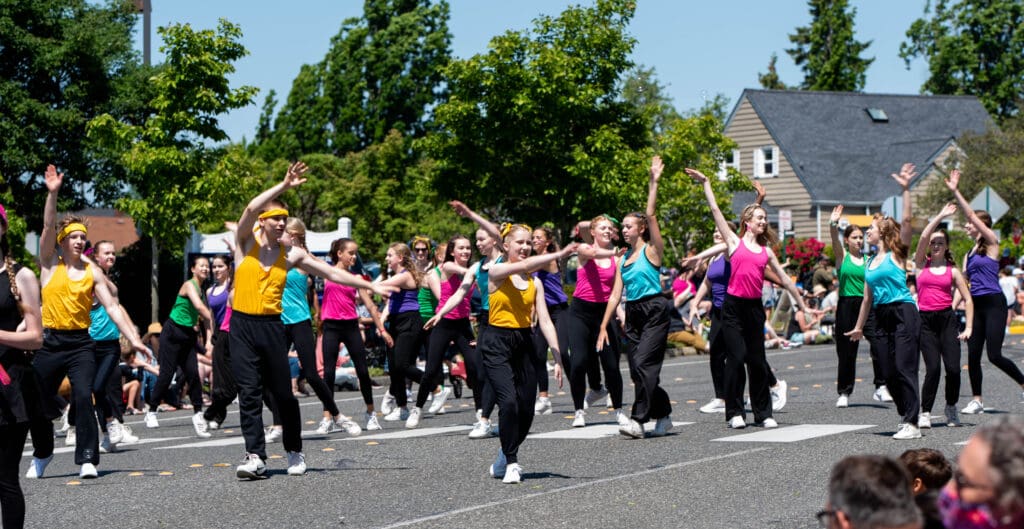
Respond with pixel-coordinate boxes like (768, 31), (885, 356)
(865, 253), (915, 306)
(281, 268), (312, 325)
(621, 245), (662, 301)
(89, 304), (119, 341)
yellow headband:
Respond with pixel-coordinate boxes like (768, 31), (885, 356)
(57, 223), (88, 244)
(258, 208), (289, 220)
(499, 223), (532, 239)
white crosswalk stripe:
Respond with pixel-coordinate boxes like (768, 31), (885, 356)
(712, 424), (875, 443)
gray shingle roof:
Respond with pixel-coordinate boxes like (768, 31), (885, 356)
(734, 89), (994, 206)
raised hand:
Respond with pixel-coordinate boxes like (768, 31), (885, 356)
(751, 178), (766, 201)
(283, 161), (308, 189)
(448, 200), (470, 217)
(944, 169), (961, 192)
(891, 163), (916, 190)
(684, 167), (707, 184)
(830, 205), (844, 224)
(650, 155), (664, 182)
(937, 203), (958, 219)
(45, 164), (64, 192)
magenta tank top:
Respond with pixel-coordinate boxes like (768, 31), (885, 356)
(573, 256), (616, 303)
(916, 264), (953, 312)
(322, 279), (357, 320)
(726, 242), (769, 299)
(220, 304), (232, 333)
(439, 271), (471, 320)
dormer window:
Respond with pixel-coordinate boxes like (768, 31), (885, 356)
(866, 108), (888, 122)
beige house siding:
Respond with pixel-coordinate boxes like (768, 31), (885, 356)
(725, 97), (817, 239)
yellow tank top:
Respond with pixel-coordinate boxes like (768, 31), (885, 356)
(488, 274), (535, 329)
(232, 244), (288, 315)
(42, 259), (93, 330)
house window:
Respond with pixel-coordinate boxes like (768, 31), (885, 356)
(717, 149), (741, 180)
(753, 146), (779, 178)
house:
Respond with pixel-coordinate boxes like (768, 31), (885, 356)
(722, 89), (994, 240)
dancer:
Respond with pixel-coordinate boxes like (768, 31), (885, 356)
(913, 203), (972, 428)
(530, 226), (568, 416)
(229, 162), (393, 479)
(27, 165), (147, 480)
(844, 165), (923, 440)
(945, 169), (1024, 413)
(0, 202), (43, 528)
(375, 242), (426, 425)
(484, 224), (573, 483)
(201, 254), (232, 429)
(144, 255), (214, 439)
(687, 166), (808, 430)
(601, 156), (674, 439)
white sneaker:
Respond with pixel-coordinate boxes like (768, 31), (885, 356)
(207, 420), (220, 431)
(25, 455), (53, 479)
(961, 399), (984, 415)
(316, 417), (337, 435)
(615, 409), (631, 427)
(619, 418), (644, 439)
(771, 380), (788, 411)
(405, 407), (422, 429)
(192, 412), (212, 438)
(650, 416), (673, 437)
(286, 451), (306, 476)
(99, 434), (115, 454)
(836, 394), (849, 408)
(335, 415), (362, 436)
(469, 419), (495, 439)
(893, 423), (922, 440)
(144, 411), (159, 428)
(534, 397), (552, 415)
(502, 463), (523, 484)
(699, 398), (726, 414)
(79, 463), (98, 479)
(365, 412), (382, 431)
(428, 386), (452, 414)
(584, 387), (609, 409)
(729, 416), (746, 429)
(571, 409), (586, 428)
(236, 453), (266, 479)
(118, 423), (139, 445)
(489, 449), (507, 478)
(383, 407), (409, 422)
(59, 406), (70, 435)
(380, 391), (397, 416)
(918, 412), (932, 429)
(874, 386), (894, 403)
(107, 420), (124, 444)
(65, 426), (76, 446)
(265, 426), (283, 443)
(759, 418), (778, 429)
(945, 405), (962, 427)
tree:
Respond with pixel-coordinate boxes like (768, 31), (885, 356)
(256, 0), (451, 160)
(758, 53), (789, 90)
(0, 0), (143, 226)
(620, 65), (681, 145)
(786, 0), (874, 91)
(900, 0), (1024, 121)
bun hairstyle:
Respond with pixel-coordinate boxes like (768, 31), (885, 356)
(872, 213), (909, 263)
(623, 212), (650, 242)
(329, 238), (355, 265)
(386, 242), (423, 285)
(533, 226), (560, 254)
(285, 217), (308, 250)
(739, 204), (778, 247)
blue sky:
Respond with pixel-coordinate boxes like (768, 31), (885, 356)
(132, 1), (933, 143)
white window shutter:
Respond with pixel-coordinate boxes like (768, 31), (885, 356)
(753, 148), (763, 178)
(772, 146), (780, 177)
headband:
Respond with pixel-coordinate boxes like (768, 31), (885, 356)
(499, 223), (533, 239)
(258, 208), (289, 220)
(57, 222), (88, 243)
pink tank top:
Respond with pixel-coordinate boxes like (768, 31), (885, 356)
(439, 271), (471, 320)
(220, 305), (232, 332)
(916, 264), (953, 311)
(322, 279), (357, 320)
(573, 257), (616, 303)
(726, 241), (769, 299)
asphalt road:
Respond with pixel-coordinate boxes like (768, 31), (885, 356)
(19, 337), (1024, 529)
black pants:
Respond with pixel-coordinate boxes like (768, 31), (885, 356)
(480, 327), (535, 464)
(707, 306), (730, 399)
(68, 339), (120, 434)
(0, 423), (29, 529)
(624, 295), (671, 423)
(230, 312), (301, 459)
(105, 352), (125, 423)
(872, 302), (921, 425)
(204, 329), (236, 425)
(563, 298), (624, 410)
(148, 320), (203, 413)
(919, 309), (961, 412)
(967, 293), (1024, 396)
(386, 311), (425, 408)
(30, 330), (98, 465)
(532, 303), (567, 394)
(722, 295), (770, 423)
(288, 320), (338, 417)
(866, 309), (887, 388)
(416, 318), (477, 409)
(834, 296), (863, 396)
(321, 319), (373, 406)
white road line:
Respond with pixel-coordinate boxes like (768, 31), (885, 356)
(529, 421), (693, 440)
(340, 425), (474, 441)
(712, 424), (875, 443)
(376, 446), (771, 529)
(154, 428), (357, 450)
(21, 436), (189, 457)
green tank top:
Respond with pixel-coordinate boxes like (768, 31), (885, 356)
(837, 253), (866, 297)
(417, 268), (439, 320)
(169, 279), (203, 327)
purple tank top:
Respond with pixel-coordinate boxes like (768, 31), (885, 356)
(533, 268), (568, 306)
(706, 255), (731, 308)
(388, 272), (420, 314)
(207, 285), (229, 329)
(966, 252), (1001, 297)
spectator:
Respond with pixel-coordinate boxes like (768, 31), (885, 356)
(938, 416), (1024, 528)
(899, 448), (952, 529)
(791, 296), (832, 345)
(819, 454), (921, 529)
(812, 256), (834, 294)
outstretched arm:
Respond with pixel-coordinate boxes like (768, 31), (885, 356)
(488, 243), (578, 284)
(236, 161), (308, 255)
(596, 266), (624, 350)
(423, 263), (478, 329)
(686, 168), (740, 254)
(295, 252), (395, 298)
(449, 200), (501, 241)
(644, 156), (665, 266)
(945, 169), (999, 250)
(533, 280), (563, 387)
(681, 243), (727, 269)
(891, 163), (916, 246)
(951, 269), (974, 341)
(40, 164), (64, 267)
(829, 205), (846, 269)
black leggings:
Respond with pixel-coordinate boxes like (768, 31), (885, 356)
(563, 298), (623, 410)
(480, 327), (535, 464)
(707, 306), (729, 399)
(204, 329), (236, 425)
(722, 295), (770, 423)
(967, 293), (1024, 396)
(834, 296), (862, 396)
(872, 302), (921, 425)
(30, 330), (98, 465)
(532, 303), (567, 394)
(148, 320), (203, 413)
(67, 338), (120, 433)
(321, 319), (374, 406)
(288, 320), (338, 416)
(0, 423), (29, 529)
(416, 318), (476, 409)
(387, 311), (425, 408)
(919, 309), (961, 412)
(623, 294), (671, 423)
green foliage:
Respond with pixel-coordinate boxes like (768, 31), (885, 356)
(620, 65), (681, 145)
(786, 0), (874, 91)
(758, 53), (788, 90)
(0, 190), (36, 273)
(86, 19), (259, 255)
(0, 0), (141, 226)
(900, 0), (1024, 121)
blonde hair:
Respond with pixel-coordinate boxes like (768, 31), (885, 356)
(285, 217), (307, 250)
(499, 222), (532, 242)
(386, 242), (423, 285)
(739, 204), (778, 247)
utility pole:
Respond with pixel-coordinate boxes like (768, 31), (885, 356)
(134, 0), (159, 323)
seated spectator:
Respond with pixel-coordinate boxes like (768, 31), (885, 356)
(819, 454), (921, 529)
(899, 448), (952, 529)
(790, 297), (833, 345)
(764, 323), (798, 350)
(938, 416), (1024, 528)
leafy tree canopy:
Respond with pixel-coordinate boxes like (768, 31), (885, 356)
(786, 0), (874, 91)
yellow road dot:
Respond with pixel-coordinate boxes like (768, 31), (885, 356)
(460, 404), (470, 408)
(67, 481), (82, 486)
(189, 464), (203, 468)
(129, 472), (144, 476)
(213, 464), (231, 468)
(670, 401), (678, 405)
(674, 377), (683, 382)
(366, 441), (379, 446)
(686, 400), (697, 404)
(563, 415), (575, 419)
(962, 365), (969, 370)
(268, 455), (282, 460)
(322, 447), (335, 452)
(223, 429), (234, 433)
(556, 391), (566, 396)
(804, 364), (812, 368)
(159, 471), (173, 476)
(787, 365), (795, 370)
(855, 378), (863, 382)
(812, 384), (822, 388)
(597, 410), (609, 415)
(305, 420), (316, 425)
(790, 386), (799, 391)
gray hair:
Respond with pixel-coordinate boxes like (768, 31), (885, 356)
(976, 416), (1024, 516)
(828, 455), (921, 529)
